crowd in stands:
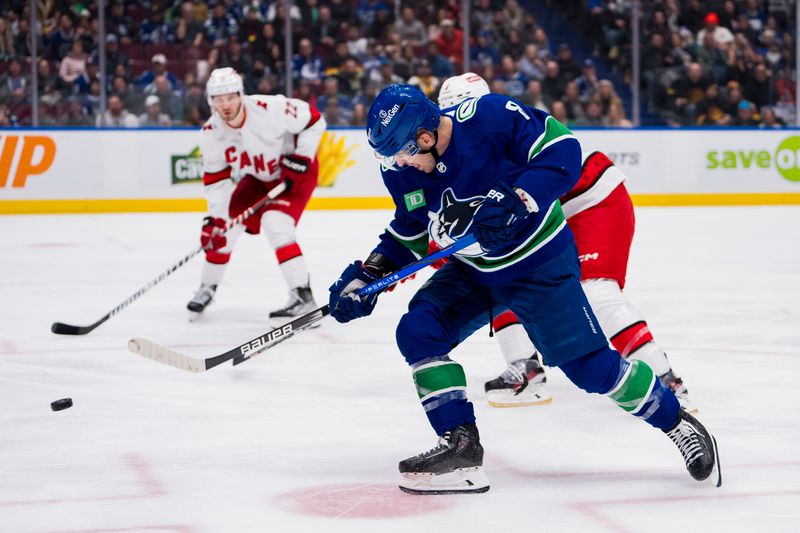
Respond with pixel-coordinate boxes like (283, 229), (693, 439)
(0, 0), (795, 128)
(553, 0), (796, 126)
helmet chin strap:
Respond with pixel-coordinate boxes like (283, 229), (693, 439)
(417, 130), (441, 161)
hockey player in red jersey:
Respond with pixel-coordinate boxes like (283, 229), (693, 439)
(437, 73), (694, 411)
(188, 67), (326, 323)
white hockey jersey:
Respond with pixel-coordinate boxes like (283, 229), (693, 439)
(199, 94), (325, 218)
(559, 151), (627, 219)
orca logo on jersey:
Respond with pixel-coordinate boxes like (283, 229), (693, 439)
(379, 104), (400, 127)
(428, 188), (484, 256)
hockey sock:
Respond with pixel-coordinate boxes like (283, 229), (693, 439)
(560, 347), (679, 431)
(607, 359), (679, 431)
(412, 356), (476, 435)
(200, 260), (228, 287)
(275, 243), (310, 289)
(609, 320), (654, 358)
(493, 311), (538, 365)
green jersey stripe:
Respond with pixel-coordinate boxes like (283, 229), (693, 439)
(528, 116), (576, 162)
(386, 225), (429, 259)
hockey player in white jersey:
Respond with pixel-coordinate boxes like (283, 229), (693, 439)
(188, 67), (326, 322)
(436, 72), (694, 411)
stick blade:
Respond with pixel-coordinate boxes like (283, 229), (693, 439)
(128, 337), (206, 373)
(51, 322), (91, 335)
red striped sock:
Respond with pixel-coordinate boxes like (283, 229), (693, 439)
(492, 310), (520, 333)
(275, 242), (302, 264)
(610, 321), (654, 358)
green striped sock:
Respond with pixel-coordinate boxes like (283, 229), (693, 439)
(608, 359), (657, 414)
(413, 359), (467, 403)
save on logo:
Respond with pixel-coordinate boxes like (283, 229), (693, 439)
(706, 135), (800, 182)
(0, 135), (56, 188)
(171, 146), (203, 184)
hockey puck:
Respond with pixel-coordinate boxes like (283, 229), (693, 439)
(50, 398), (73, 411)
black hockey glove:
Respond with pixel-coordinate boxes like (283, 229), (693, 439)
(280, 154), (312, 191)
(472, 181), (530, 251)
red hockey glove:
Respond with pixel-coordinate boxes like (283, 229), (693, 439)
(280, 154), (312, 190)
(427, 241), (449, 270)
(200, 216), (227, 251)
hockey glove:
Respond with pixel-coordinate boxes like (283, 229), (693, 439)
(328, 261), (380, 323)
(472, 181), (530, 251)
(200, 216), (227, 251)
(280, 153), (312, 190)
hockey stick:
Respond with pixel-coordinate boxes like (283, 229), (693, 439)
(128, 234), (478, 373)
(51, 181), (288, 335)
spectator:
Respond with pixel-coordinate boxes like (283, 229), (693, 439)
(721, 80), (745, 117)
(696, 84), (731, 126)
(323, 97), (350, 126)
(394, 6), (427, 48)
(293, 38), (324, 86)
(696, 30), (728, 83)
(424, 41), (455, 79)
(48, 13), (75, 60)
(759, 106), (786, 128)
(541, 60), (566, 105)
(518, 43), (545, 81)
(604, 102), (633, 128)
(311, 5), (338, 54)
(139, 5), (173, 43)
(337, 57), (365, 97)
(96, 94), (139, 127)
(12, 16), (33, 58)
(317, 76), (352, 116)
(108, 1), (134, 44)
(0, 16), (14, 59)
(147, 75), (183, 119)
(496, 54), (527, 99)
(731, 99), (759, 126)
(183, 81), (211, 124)
(0, 57), (27, 105)
(36, 59), (57, 93)
(346, 25), (369, 62)
(472, 0), (495, 33)
(549, 99), (570, 126)
(574, 59), (600, 102)
(697, 12), (734, 47)
(63, 96), (93, 126)
(435, 19), (464, 72)
(75, 59), (101, 95)
(58, 40), (87, 88)
(574, 99), (602, 127)
(237, 7), (262, 46)
(176, 1), (206, 46)
(499, 28), (525, 60)
(205, 1), (239, 45)
(670, 62), (711, 121)
(744, 63), (774, 109)
(222, 39), (253, 80)
(555, 43), (580, 83)
(139, 94), (172, 126)
(471, 29), (500, 67)
(562, 80), (587, 123)
(370, 58), (403, 90)
(678, 0), (706, 33)
(407, 58), (440, 98)
(103, 34), (129, 75)
(111, 75), (140, 113)
(136, 54), (181, 90)
(351, 101), (367, 126)
(520, 79), (548, 112)
(596, 79), (622, 117)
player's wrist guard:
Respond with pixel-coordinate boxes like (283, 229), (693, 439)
(363, 251), (398, 277)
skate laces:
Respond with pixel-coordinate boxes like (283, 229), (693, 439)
(499, 359), (532, 385)
(413, 433), (452, 459)
(668, 421), (704, 465)
(192, 285), (215, 302)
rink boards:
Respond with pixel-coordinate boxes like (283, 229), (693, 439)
(1, 127), (800, 213)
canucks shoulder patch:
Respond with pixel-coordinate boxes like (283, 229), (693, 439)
(455, 98), (478, 123)
(404, 189), (426, 211)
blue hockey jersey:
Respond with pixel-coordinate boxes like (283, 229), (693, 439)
(373, 94), (582, 283)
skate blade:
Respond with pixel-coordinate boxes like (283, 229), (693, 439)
(487, 388), (553, 408)
(709, 435), (722, 488)
(398, 467), (490, 495)
(188, 310), (203, 322)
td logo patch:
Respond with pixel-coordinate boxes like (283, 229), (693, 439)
(404, 189), (426, 211)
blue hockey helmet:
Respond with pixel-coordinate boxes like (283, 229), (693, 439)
(367, 84), (441, 165)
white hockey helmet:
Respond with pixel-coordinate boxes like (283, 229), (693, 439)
(206, 67), (244, 105)
(438, 72), (490, 109)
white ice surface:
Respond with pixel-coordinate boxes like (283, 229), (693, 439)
(1, 207), (799, 533)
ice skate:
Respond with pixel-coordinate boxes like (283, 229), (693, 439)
(659, 368), (696, 413)
(664, 409), (721, 487)
(485, 354), (553, 407)
(269, 285), (319, 327)
(187, 284), (217, 321)
(398, 423), (490, 494)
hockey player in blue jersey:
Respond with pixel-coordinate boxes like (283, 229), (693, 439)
(328, 84), (721, 494)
